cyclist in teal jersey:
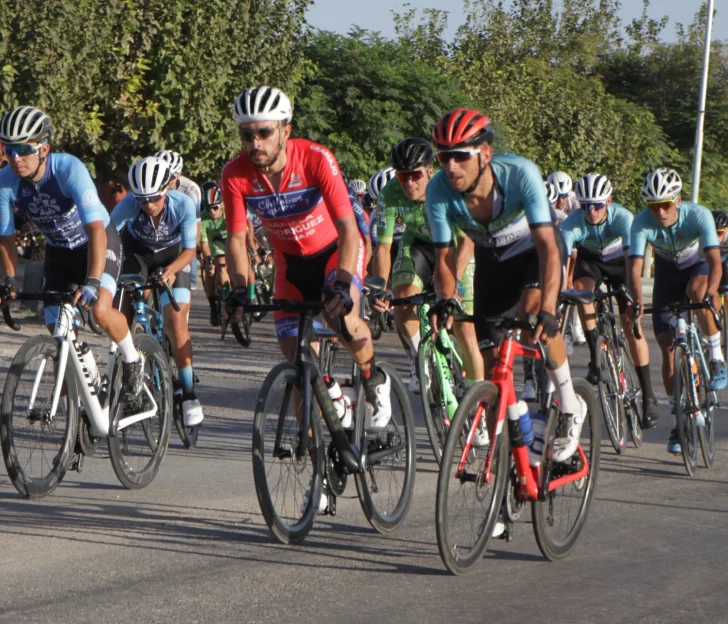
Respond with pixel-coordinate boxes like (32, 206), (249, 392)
(561, 173), (658, 425)
(426, 108), (586, 463)
(629, 168), (726, 453)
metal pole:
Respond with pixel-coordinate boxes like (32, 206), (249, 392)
(690, 0), (715, 203)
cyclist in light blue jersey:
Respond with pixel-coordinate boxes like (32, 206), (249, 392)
(0, 106), (145, 397)
(427, 107), (586, 464)
(562, 174), (658, 425)
(111, 156), (204, 426)
(629, 168), (726, 454)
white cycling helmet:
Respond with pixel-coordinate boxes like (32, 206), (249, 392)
(128, 156), (172, 197)
(641, 167), (682, 202)
(575, 174), (613, 202)
(348, 178), (366, 195)
(233, 86), (293, 125)
(155, 149), (183, 175)
(367, 168), (395, 199)
(547, 171), (573, 195)
(0, 106), (52, 143)
(544, 181), (558, 204)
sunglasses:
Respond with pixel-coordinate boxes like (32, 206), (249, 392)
(436, 149), (480, 164)
(3, 142), (45, 158)
(135, 193), (166, 204)
(395, 169), (427, 183)
(239, 126), (278, 143)
(580, 201), (607, 212)
(208, 203), (222, 210)
(647, 200), (675, 213)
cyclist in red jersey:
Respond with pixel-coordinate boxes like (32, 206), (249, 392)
(223, 86), (392, 430)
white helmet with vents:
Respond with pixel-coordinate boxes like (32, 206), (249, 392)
(575, 174), (613, 202)
(128, 157), (172, 197)
(233, 86), (293, 125)
(547, 171), (573, 195)
(367, 168), (395, 199)
(641, 168), (682, 202)
(154, 149), (184, 175)
(0, 106), (51, 143)
(348, 179), (366, 194)
(544, 181), (558, 204)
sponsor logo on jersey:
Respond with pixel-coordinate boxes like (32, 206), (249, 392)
(309, 144), (339, 176)
(105, 249), (117, 263)
(288, 174), (303, 188)
(252, 179), (265, 193)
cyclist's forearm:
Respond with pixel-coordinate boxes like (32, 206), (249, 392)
(334, 216), (359, 282)
(166, 248), (196, 276)
(454, 234), (473, 281)
(628, 257), (644, 304)
(705, 249), (722, 294)
(374, 243), (392, 281)
(434, 247), (457, 299)
(84, 221), (107, 281)
(0, 234), (17, 277)
(226, 232), (250, 288)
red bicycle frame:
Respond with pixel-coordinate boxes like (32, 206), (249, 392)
(457, 330), (590, 501)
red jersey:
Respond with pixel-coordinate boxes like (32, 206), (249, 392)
(223, 138), (353, 256)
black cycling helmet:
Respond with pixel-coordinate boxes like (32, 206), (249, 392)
(201, 180), (223, 208)
(712, 210), (728, 231)
(391, 138), (434, 171)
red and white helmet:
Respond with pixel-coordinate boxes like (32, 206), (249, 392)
(432, 108), (494, 150)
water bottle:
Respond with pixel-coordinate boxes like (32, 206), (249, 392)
(78, 341), (100, 391)
(340, 383), (356, 430)
(530, 410), (549, 466)
(517, 401), (534, 448)
(324, 376), (350, 427)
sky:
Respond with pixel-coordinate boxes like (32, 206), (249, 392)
(305, 0), (727, 44)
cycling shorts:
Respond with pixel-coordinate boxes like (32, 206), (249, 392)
(43, 223), (122, 325)
(392, 239), (474, 315)
(274, 239), (365, 339)
(652, 257), (708, 335)
(573, 253), (629, 314)
(121, 229), (192, 308)
(720, 260), (728, 294)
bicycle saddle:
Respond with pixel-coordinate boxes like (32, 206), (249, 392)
(559, 289), (596, 305)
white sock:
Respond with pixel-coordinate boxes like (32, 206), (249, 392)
(547, 360), (581, 416)
(117, 332), (140, 364)
(707, 333), (723, 361)
(403, 332), (421, 362)
(466, 377), (484, 388)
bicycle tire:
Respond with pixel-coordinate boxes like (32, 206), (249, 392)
(108, 334), (173, 489)
(165, 339), (198, 449)
(695, 347), (716, 468)
(436, 381), (509, 575)
(369, 313), (383, 341)
(619, 343), (644, 448)
(231, 312), (253, 347)
(252, 362), (324, 544)
(0, 335), (79, 499)
(532, 377), (601, 561)
(673, 346), (698, 476)
(721, 304), (728, 363)
(418, 338), (449, 465)
(595, 336), (626, 454)
(354, 361), (417, 533)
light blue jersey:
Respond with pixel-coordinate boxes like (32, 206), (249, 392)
(0, 153), (109, 249)
(629, 202), (719, 270)
(561, 203), (633, 262)
(426, 153), (552, 261)
(111, 189), (198, 253)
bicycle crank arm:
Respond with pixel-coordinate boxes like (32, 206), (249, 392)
(366, 443), (404, 465)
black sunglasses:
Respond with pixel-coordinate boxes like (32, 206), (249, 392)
(239, 126), (279, 142)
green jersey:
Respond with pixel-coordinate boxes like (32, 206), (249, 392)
(375, 178), (432, 246)
(201, 209), (227, 257)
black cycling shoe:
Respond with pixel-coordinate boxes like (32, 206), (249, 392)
(209, 302), (221, 327)
(641, 397), (659, 429)
(122, 357), (144, 399)
(586, 361), (599, 385)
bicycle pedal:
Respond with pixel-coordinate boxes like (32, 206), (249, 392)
(323, 493), (337, 517)
(71, 453), (84, 473)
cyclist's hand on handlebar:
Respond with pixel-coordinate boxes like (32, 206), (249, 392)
(160, 267), (177, 287)
(631, 300), (643, 339)
(225, 287), (250, 322)
(704, 292), (722, 314)
(532, 310), (559, 345)
(75, 277), (101, 310)
(429, 298), (459, 332)
(323, 281), (354, 318)
(0, 275), (17, 304)
(372, 294), (390, 313)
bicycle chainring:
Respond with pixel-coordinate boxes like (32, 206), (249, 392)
(506, 465), (527, 522)
(326, 440), (348, 496)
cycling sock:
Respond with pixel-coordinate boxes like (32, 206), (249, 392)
(585, 328), (599, 362)
(248, 283), (256, 299)
(636, 364), (656, 399)
(360, 357), (385, 385)
(707, 333), (723, 361)
(117, 332), (139, 364)
(546, 360), (581, 416)
(402, 332), (420, 362)
(179, 366), (195, 394)
(466, 377), (484, 388)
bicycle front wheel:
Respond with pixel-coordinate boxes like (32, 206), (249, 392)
(355, 361), (417, 533)
(418, 337), (450, 465)
(1, 335), (79, 499)
(619, 345), (643, 448)
(436, 381), (508, 575)
(596, 336), (626, 454)
(695, 349), (716, 468)
(231, 312), (253, 348)
(673, 346), (698, 476)
(532, 377), (601, 561)
(252, 363), (324, 545)
(108, 334), (173, 489)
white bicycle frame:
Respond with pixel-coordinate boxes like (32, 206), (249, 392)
(28, 303), (159, 438)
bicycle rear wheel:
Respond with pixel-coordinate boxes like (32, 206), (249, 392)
(619, 346), (643, 448)
(0, 335), (79, 499)
(721, 303), (728, 362)
(696, 350), (716, 468)
(165, 339), (199, 449)
(673, 346), (698, 476)
(436, 381), (508, 575)
(532, 377), (601, 561)
(252, 363), (324, 544)
(596, 336), (626, 454)
(418, 337), (449, 464)
(355, 361), (416, 533)
(108, 334), (173, 489)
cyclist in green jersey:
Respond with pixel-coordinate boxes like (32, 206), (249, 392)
(200, 181), (230, 326)
(373, 138), (481, 393)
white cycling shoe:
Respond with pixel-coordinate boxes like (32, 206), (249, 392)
(472, 419), (490, 447)
(182, 394), (204, 427)
(551, 395), (587, 463)
(521, 378), (537, 401)
(365, 371), (392, 430)
(300, 479), (329, 515)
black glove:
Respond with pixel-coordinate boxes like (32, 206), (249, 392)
(323, 280), (354, 314)
(1, 275), (16, 300)
(79, 277), (101, 308)
(225, 287), (250, 316)
(428, 298), (459, 330)
(536, 310), (560, 340)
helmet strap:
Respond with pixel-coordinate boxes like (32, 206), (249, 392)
(462, 152), (487, 197)
(24, 144), (48, 182)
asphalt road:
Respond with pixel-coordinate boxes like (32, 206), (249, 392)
(0, 290), (726, 624)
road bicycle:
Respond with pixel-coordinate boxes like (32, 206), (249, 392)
(436, 314), (600, 574)
(121, 269), (199, 449)
(637, 300), (719, 476)
(0, 287), (173, 498)
(251, 247), (274, 321)
(243, 298), (416, 544)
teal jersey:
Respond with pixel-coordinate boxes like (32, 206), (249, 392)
(561, 203), (633, 262)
